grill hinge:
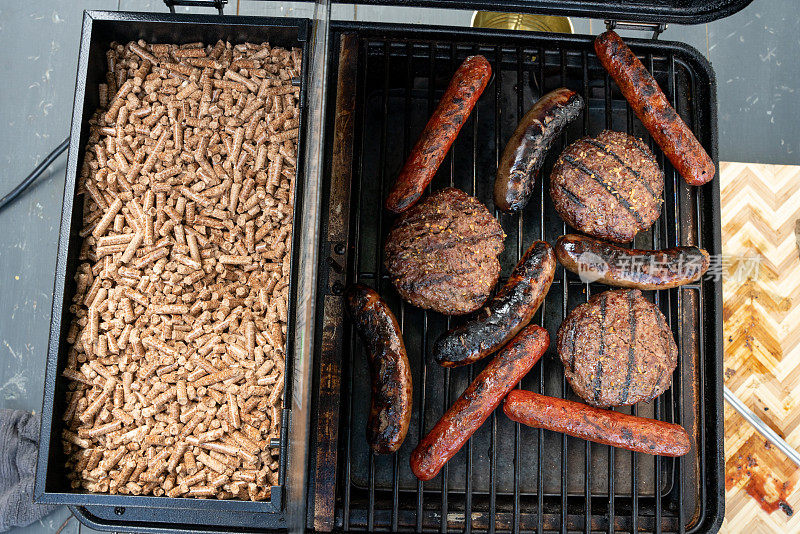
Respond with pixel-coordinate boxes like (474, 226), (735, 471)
(604, 20), (667, 40)
(163, 0), (227, 15)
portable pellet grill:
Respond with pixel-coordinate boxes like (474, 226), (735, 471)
(34, 0), (753, 532)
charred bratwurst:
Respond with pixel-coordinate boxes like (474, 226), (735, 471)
(555, 234), (710, 289)
(346, 284), (413, 454)
(495, 88), (584, 213)
(504, 390), (691, 456)
(434, 240), (555, 367)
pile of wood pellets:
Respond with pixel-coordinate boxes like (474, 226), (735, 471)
(60, 38), (300, 501)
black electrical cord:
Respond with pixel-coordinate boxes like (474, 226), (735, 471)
(0, 136), (70, 212)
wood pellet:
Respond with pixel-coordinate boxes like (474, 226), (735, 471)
(60, 38), (300, 501)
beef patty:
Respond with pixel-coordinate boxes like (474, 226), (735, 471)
(550, 130), (663, 243)
(384, 187), (505, 315)
(557, 289), (677, 407)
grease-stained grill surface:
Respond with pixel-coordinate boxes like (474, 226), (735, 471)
(324, 25), (721, 533)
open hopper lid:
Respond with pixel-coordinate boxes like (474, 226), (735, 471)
(331, 0), (754, 24)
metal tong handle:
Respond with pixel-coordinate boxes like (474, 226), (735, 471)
(724, 385), (800, 466)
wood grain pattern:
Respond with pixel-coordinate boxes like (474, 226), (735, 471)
(721, 162), (800, 532)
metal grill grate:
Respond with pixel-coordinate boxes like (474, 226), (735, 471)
(318, 25), (722, 533)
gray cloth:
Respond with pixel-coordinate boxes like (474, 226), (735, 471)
(0, 410), (56, 532)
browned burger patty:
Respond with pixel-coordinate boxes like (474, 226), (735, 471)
(557, 289), (677, 407)
(384, 188), (505, 315)
(550, 130), (664, 243)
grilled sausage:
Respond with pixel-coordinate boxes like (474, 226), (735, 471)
(503, 390), (691, 456)
(433, 241), (555, 367)
(495, 88), (584, 213)
(555, 234), (710, 289)
(411, 325), (549, 481)
(346, 284), (412, 454)
(385, 55), (492, 213)
(594, 31), (715, 186)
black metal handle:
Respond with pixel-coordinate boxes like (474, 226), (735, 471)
(163, 0), (227, 15)
(605, 19), (667, 40)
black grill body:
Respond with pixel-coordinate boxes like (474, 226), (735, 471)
(33, 8), (725, 534)
(34, 10), (310, 533)
(311, 22), (723, 534)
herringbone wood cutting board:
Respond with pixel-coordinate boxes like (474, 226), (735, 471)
(720, 162), (800, 533)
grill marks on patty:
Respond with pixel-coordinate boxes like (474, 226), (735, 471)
(557, 184), (587, 209)
(631, 135), (659, 163)
(561, 154), (646, 227)
(563, 134), (661, 225)
(620, 290), (638, 405)
(557, 289), (678, 407)
(550, 130), (664, 243)
(567, 324), (578, 373)
(592, 293), (609, 403)
(582, 137), (659, 200)
(384, 188), (505, 315)
(395, 264), (481, 291)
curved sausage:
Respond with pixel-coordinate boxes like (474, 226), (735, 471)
(433, 241), (555, 368)
(503, 390), (691, 456)
(411, 325), (549, 481)
(346, 284), (412, 454)
(495, 88), (584, 213)
(385, 55), (492, 213)
(594, 31), (715, 186)
(555, 234), (710, 289)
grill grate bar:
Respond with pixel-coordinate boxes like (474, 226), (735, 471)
(625, 92), (641, 534)
(344, 315), (355, 532)
(691, 55), (711, 529)
(602, 57), (616, 534)
(512, 45), (525, 534)
(416, 311), (429, 533)
(391, 41), (414, 534)
(464, 43), (482, 534)
(367, 43), (393, 533)
(667, 52), (688, 534)
(487, 43), (503, 534)
(368, 456), (375, 531)
(414, 41), (438, 533)
(342, 35), (371, 530)
(551, 48), (568, 534)
(646, 51), (665, 534)
(392, 454), (400, 533)
(438, 45), (457, 534)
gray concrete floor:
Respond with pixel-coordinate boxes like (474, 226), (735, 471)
(0, 0), (796, 532)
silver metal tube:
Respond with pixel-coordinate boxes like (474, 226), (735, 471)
(724, 385), (800, 467)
